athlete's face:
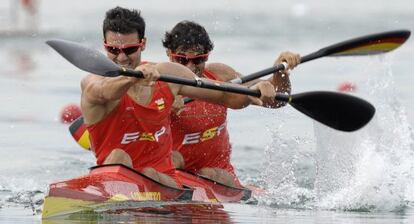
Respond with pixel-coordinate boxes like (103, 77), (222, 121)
(104, 31), (146, 69)
(168, 46), (209, 77)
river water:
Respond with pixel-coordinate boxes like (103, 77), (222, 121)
(1, 0), (414, 223)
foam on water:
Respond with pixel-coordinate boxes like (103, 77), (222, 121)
(259, 56), (414, 212)
(315, 58), (414, 211)
(256, 108), (316, 208)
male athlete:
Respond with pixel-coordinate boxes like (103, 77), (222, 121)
(81, 8), (281, 188)
(163, 21), (300, 187)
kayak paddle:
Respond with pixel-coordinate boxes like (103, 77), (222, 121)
(64, 30), (409, 150)
(232, 29), (411, 84)
(46, 39), (375, 134)
(181, 29), (410, 104)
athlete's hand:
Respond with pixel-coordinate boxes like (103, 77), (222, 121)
(172, 95), (185, 115)
(134, 64), (160, 86)
(248, 81), (276, 107)
(268, 51), (299, 105)
(275, 51), (300, 70)
(273, 51), (300, 78)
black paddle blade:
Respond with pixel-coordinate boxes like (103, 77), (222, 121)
(46, 39), (121, 77)
(289, 91), (375, 132)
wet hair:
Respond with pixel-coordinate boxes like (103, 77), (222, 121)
(103, 6), (145, 40)
(162, 21), (214, 53)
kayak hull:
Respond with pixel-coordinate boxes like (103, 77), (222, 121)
(176, 170), (251, 202)
(42, 164), (250, 219)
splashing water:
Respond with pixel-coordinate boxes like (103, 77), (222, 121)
(316, 57), (414, 211)
(259, 56), (414, 212)
(258, 109), (316, 209)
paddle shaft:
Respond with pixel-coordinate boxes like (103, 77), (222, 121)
(230, 54), (316, 85)
(183, 54), (311, 104)
(121, 69), (290, 102)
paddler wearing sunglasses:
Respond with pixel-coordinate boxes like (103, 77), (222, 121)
(81, 7), (285, 188)
(164, 21), (300, 187)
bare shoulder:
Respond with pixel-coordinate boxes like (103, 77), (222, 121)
(155, 62), (194, 77)
(142, 61), (157, 65)
(205, 63), (240, 81)
(153, 62), (195, 95)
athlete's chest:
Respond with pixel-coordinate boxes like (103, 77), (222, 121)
(171, 101), (227, 133)
(178, 101), (226, 118)
(122, 88), (172, 123)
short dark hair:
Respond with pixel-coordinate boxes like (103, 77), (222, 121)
(103, 6), (145, 40)
(162, 21), (214, 53)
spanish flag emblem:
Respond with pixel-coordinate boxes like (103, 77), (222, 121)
(155, 98), (165, 110)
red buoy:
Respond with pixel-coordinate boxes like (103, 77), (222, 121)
(337, 81), (357, 92)
(60, 104), (82, 124)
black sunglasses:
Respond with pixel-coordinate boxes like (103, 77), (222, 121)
(104, 43), (143, 55)
(170, 53), (209, 65)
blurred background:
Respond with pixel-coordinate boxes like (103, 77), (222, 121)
(0, 0), (414, 222)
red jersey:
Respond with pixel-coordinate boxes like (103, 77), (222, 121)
(88, 81), (177, 180)
(171, 69), (240, 185)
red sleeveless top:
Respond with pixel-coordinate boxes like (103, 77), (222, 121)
(88, 81), (176, 178)
(171, 69), (239, 182)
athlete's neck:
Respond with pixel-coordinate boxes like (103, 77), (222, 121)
(128, 84), (153, 105)
(196, 69), (205, 78)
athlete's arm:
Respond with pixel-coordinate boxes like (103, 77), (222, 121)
(81, 63), (162, 105)
(207, 63), (279, 108)
(81, 64), (160, 124)
(156, 62), (261, 109)
(267, 51), (300, 108)
(81, 75), (137, 105)
(205, 63), (240, 82)
(80, 74), (138, 125)
(239, 51), (300, 108)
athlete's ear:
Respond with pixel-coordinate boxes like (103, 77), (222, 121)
(140, 38), (147, 51)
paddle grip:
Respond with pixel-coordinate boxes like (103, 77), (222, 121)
(121, 69), (144, 78)
(275, 93), (290, 103)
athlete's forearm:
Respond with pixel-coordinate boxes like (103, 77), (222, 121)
(268, 72), (291, 108)
(268, 51), (298, 108)
(201, 79), (251, 109)
(83, 75), (136, 104)
(221, 91), (251, 109)
(179, 80), (250, 109)
(100, 76), (137, 101)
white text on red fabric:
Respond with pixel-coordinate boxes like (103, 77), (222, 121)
(182, 123), (225, 145)
(121, 126), (166, 144)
